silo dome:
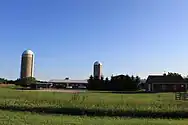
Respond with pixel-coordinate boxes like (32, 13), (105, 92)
(20, 49), (34, 79)
(94, 61), (102, 65)
(22, 50), (34, 55)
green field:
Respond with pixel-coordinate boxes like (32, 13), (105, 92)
(0, 87), (188, 124)
(0, 88), (187, 114)
(0, 110), (188, 125)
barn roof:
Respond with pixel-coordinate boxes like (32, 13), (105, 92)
(146, 75), (185, 83)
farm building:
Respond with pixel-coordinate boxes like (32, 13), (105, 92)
(49, 79), (88, 89)
(146, 75), (187, 92)
(30, 82), (52, 89)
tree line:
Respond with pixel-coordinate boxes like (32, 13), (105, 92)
(87, 75), (141, 91)
(0, 78), (15, 84)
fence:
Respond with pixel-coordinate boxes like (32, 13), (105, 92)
(175, 92), (188, 100)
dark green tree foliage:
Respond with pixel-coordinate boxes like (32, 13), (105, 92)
(6, 80), (15, 84)
(0, 78), (18, 84)
(87, 75), (105, 90)
(15, 77), (37, 87)
(87, 74), (141, 91)
(0, 78), (7, 84)
(163, 72), (181, 77)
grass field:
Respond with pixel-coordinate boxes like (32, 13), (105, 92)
(0, 110), (188, 125)
(0, 88), (188, 115)
(0, 86), (188, 124)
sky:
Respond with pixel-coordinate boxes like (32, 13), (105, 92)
(0, 0), (188, 80)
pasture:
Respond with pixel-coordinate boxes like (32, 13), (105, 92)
(0, 110), (188, 125)
(0, 87), (188, 124)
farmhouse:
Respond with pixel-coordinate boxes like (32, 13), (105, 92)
(146, 75), (187, 92)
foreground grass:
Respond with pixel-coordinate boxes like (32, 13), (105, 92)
(0, 88), (188, 117)
(0, 110), (188, 125)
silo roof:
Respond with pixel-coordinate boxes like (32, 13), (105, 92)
(94, 61), (102, 65)
(22, 50), (34, 55)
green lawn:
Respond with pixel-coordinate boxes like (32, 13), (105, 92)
(0, 110), (187, 125)
(0, 88), (187, 113)
(1, 87), (188, 124)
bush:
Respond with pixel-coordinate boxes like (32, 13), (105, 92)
(15, 77), (37, 87)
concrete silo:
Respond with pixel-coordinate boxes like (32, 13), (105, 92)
(93, 61), (102, 79)
(20, 50), (34, 79)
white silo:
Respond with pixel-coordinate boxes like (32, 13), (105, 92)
(20, 50), (34, 79)
(93, 61), (102, 79)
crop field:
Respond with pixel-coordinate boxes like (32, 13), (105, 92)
(0, 87), (188, 124)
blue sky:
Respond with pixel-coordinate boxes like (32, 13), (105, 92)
(0, 0), (188, 80)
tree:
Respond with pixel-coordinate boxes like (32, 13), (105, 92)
(108, 75), (140, 91)
(15, 77), (37, 87)
(163, 72), (181, 77)
(135, 76), (141, 84)
(87, 74), (141, 91)
(0, 78), (8, 84)
(87, 75), (94, 90)
(105, 77), (109, 84)
(87, 75), (105, 90)
(101, 75), (104, 81)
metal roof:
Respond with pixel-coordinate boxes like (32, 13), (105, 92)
(94, 61), (102, 65)
(146, 75), (185, 83)
(36, 82), (52, 85)
(22, 50), (34, 55)
(49, 79), (88, 84)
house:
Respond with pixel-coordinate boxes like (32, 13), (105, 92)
(146, 75), (187, 92)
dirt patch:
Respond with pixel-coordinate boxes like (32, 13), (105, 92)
(0, 84), (14, 87)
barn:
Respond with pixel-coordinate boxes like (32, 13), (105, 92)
(146, 75), (187, 92)
(49, 79), (88, 89)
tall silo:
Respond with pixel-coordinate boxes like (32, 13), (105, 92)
(20, 50), (34, 79)
(93, 61), (102, 79)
